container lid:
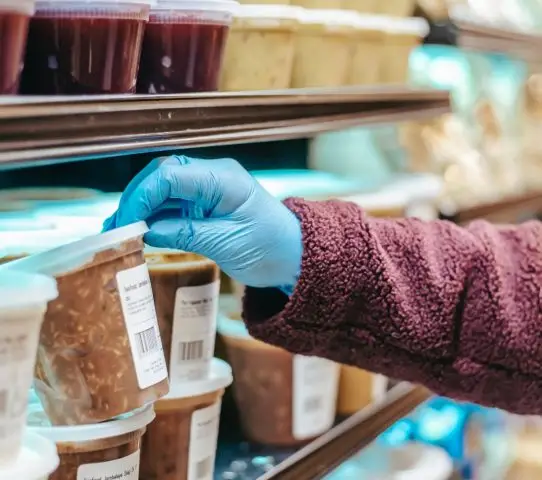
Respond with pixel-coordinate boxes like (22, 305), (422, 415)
(234, 3), (302, 20)
(298, 8), (360, 27)
(2, 221), (148, 277)
(384, 16), (429, 37)
(0, 0), (35, 15)
(152, 0), (238, 13)
(27, 404), (155, 444)
(351, 13), (390, 31)
(0, 432), (59, 480)
(389, 443), (453, 480)
(0, 230), (84, 260)
(163, 358), (233, 400)
(0, 271), (57, 309)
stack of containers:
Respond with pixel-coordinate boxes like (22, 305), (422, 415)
(0, 270), (60, 478)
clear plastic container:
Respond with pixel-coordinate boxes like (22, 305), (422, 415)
(20, 0), (152, 94)
(380, 17), (428, 84)
(219, 4), (301, 91)
(140, 358), (233, 480)
(337, 366), (388, 415)
(138, 0), (238, 94)
(341, 0), (377, 12)
(0, 0), (34, 94)
(0, 271), (57, 464)
(347, 14), (387, 85)
(218, 296), (340, 446)
(145, 249), (220, 384)
(291, 9), (357, 88)
(4, 222), (169, 425)
(375, 0), (415, 16)
(27, 403), (155, 480)
(290, 0), (341, 8)
(0, 432), (59, 480)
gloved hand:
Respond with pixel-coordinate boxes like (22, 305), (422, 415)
(104, 155), (302, 291)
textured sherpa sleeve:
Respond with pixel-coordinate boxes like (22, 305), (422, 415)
(243, 198), (542, 414)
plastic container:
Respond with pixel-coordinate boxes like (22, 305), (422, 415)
(291, 9), (357, 88)
(138, 0), (238, 94)
(219, 4), (301, 91)
(375, 0), (415, 16)
(140, 358), (233, 480)
(27, 403), (155, 480)
(20, 0), (152, 95)
(337, 366), (388, 415)
(0, 271), (57, 465)
(290, 0), (341, 8)
(145, 249), (220, 384)
(380, 17), (428, 84)
(0, 187), (100, 202)
(0, 0), (34, 94)
(347, 14), (387, 85)
(4, 222), (169, 425)
(218, 297), (340, 446)
(0, 432), (59, 480)
(341, 0), (378, 13)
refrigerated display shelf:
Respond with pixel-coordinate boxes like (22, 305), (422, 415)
(0, 87), (449, 169)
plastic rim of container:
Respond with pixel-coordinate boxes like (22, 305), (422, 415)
(234, 3), (303, 20)
(297, 8), (361, 27)
(384, 16), (429, 37)
(2, 221), (149, 276)
(0, 432), (59, 480)
(0, 187), (101, 202)
(151, 0), (239, 14)
(392, 443), (453, 480)
(0, 271), (58, 310)
(163, 358), (233, 400)
(27, 404), (156, 444)
(0, 0), (35, 15)
(351, 13), (391, 31)
(35, 0), (157, 7)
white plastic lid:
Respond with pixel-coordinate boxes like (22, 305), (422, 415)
(27, 404), (155, 444)
(235, 4), (302, 20)
(298, 8), (360, 27)
(384, 16), (429, 36)
(0, 271), (57, 309)
(0, 0), (35, 15)
(152, 0), (238, 13)
(0, 230), (84, 260)
(390, 443), (453, 480)
(2, 221), (148, 277)
(0, 432), (59, 480)
(164, 358), (233, 400)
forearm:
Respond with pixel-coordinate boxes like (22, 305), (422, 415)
(243, 198), (542, 414)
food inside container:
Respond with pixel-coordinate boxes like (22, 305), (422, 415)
(145, 249), (220, 383)
(375, 0), (415, 16)
(138, 0), (238, 94)
(0, 432), (59, 480)
(21, 0), (152, 94)
(380, 17), (429, 84)
(219, 4), (301, 91)
(140, 358), (233, 480)
(291, 9), (357, 88)
(0, 0), (34, 94)
(0, 271), (57, 464)
(4, 222), (169, 425)
(0, 187), (100, 202)
(27, 403), (155, 480)
(218, 296), (340, 446)
(337, 366), (388, 415)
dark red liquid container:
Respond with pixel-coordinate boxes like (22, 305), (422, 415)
(137, 0), (236, 94)
(0, 0), (34, 94)
(21, 0), (151, 95)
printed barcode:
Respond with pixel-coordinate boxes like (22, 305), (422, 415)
(0, 390), (6, 416)
(136, 327), (159, 357)
(304, 396), (323, 413)
(178, 340), (204, 362)
(196, 456), (213, 479)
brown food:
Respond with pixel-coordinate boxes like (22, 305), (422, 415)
(140, 390), (223, 480)
(51, 429), (144, 480)
(35, 237), (169, 425)
(223, 335), (306, 446)
(0, 254), (26, 265)
(146, 252), (219, 372)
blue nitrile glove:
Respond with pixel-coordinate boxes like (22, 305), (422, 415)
(103, 155), (302, 291)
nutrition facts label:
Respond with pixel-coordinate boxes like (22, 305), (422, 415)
(188, 401), (221, 480)
(170, 281), (220, 382)
(292, 355), (340, 440)
(117, 264), (168, 390)
(77, 450), (140, 480)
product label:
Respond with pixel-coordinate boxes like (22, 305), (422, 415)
(292, 356), (340, 440)
(170, 281), (220, 382)
(372, 375), (389, 402)
(117, 264), (168, 389)
(0, 324), (40, 456)
(77, 450), (140, 480)
(188, 401), (221, 480)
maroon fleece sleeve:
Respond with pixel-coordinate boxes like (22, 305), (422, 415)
(243, 198), (542, 414)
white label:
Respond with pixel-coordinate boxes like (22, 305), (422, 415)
(117, 264), (168, 389)
(292, 356), (340, 440)
(188, 401), (221, 480)
(170, 281), (220, 382)
(77, 450), (140, 480)
(0, 323), (40, 459)
(406, 202), (438, 221)
(372, 375), (389, 402)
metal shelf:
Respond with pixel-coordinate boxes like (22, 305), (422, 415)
(0, 87), (450, 170)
